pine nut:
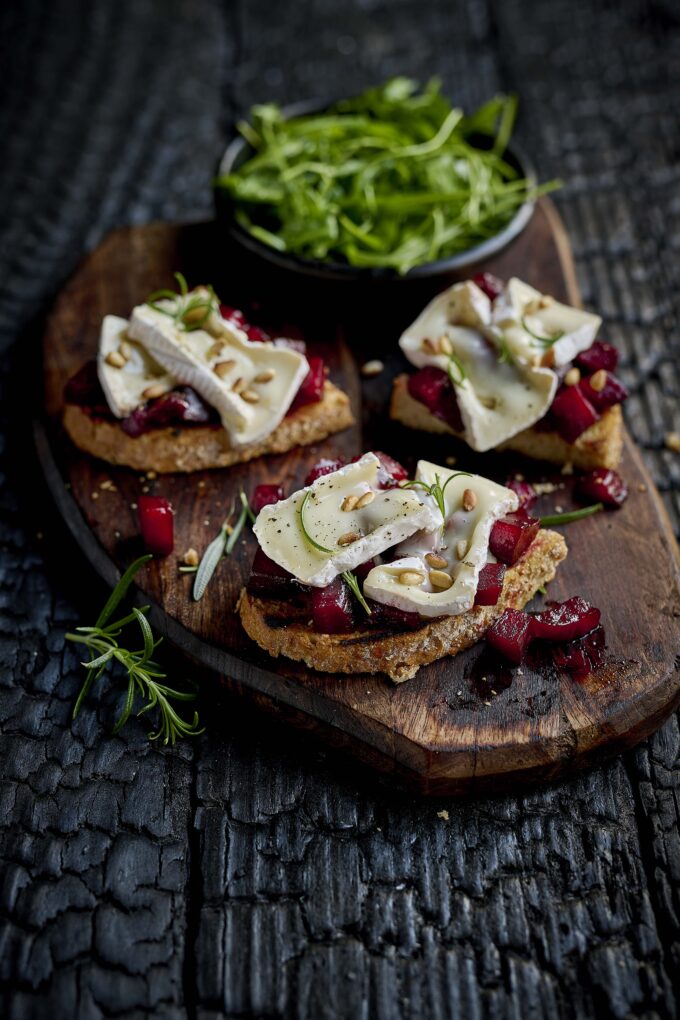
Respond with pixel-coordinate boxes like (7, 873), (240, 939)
(241, 389), (260, 403)
(455, 539), (468, 560)
(341, 495), (359, 512)
(429, 569), (453, 590)
(425, 552), (448, 569)
(214, 359), (236, 378)
(361, 359), (384, 377)
(254, 369), (275, 383)
(232, 377), (246, 394)
(183, 306), (208, 325)
(590, 369), (607, 392)
(438, 334), (453, 355)
(564, 367), (581, 386)
(105, 351), (126, 368)
(356, 490), (375, 509)
(422, 337), (440, 355)
(338, 531), (361, 546)
(539, 295), (554, 308)
(398, 570), (425, 586)
(541, 348), (556, 368)
(462, 488), (477, 511)
(119, 341), (132, 359)
(142, 383), (167, 400)
(208, 340), (226, 359)
(524, 298), (541, 315)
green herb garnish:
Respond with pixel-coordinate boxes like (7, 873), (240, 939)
(298, 489), (337, 554)
(402, 471), (472, 523)
(217, 79), (560, 275)
(539, 503), (603, 526)
(521, 315), (564, 348)
(446, 352), (467, 387)
(497, 336), (517, 366)
(147, 272), (219, 333)
(342, 570), (372, 616)
(192, 491), (253, 599)
(66, 555), (203, 745)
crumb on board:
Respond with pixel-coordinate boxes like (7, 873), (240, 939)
(437, 809), (449, 821)
(664, 431), (680, 453)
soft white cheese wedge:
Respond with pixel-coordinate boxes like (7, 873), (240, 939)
(253, 453), (440, 587)
(492, 278), (601, 368)
(127, 303), (309, 447)
(363, 461), (518, 618)
(399, 282), (556, 451)
(97, 315), (175, 419)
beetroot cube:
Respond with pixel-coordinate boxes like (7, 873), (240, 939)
(578, 373), (628, 412)
(577, 468), (628, 508)
(245, 324), (270, 342)
(247, 547), (295, 599)
(407, 366), (463, 432)
(549, 385), (600, 443)
(311, 577), (356, 634)
(471, 272), (504, 301)
(486, 608), (534, 664)
(251, 484), (285, 515)
(531, 596), (601, 642)
(138, 496), (174, 557)
(351, 450), (409, 489)
(505, 478), (537, 510)
(289, 356), (325, 413)
(219, 304), (247, 328)
(489, 510), (540, 565)
(474, 562), (507, 606)
(367, 600), (424, 630)
(304, 458), (346, 486)
(576, 340), (619, 375)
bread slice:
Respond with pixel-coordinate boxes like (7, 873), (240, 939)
(238, 529), (567, 682)
(63, 381), (354, 473)
(390, 374), (623, 470)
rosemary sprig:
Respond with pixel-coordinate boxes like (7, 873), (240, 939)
(192, 491), (254, 599)
(66, 555), (203, 745)
(539, 503), (603, 526)
(521, 315), (564, 348)
(401, 471), (471, 523)
(497, 336), (517, 366)
(298, 490), (336, 554)
(342, 570), (371, 615)
(147, 272), (220, 333)
(446, 352), (466, 387)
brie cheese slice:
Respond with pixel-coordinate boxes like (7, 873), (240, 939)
(253, 453), (440, 587)
(97, 315), (175, 419)
(399, 282), (556, 451)
(363, 461), (518, 618)
(127, 302), (309, 447)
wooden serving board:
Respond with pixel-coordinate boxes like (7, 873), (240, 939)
(38, 199), (680, 795)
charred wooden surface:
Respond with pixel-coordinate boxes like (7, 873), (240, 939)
(1, 0), (680, 1017)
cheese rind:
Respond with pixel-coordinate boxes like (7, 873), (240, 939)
(363, 461), (518, 617)
(97, 315), (175, 419)
(253, 453), (440, 587)
(127, 303), (309, 447)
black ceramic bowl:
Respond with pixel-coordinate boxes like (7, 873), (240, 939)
(214, 100), (536, 283)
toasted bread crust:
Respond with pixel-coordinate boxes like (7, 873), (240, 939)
(63, 381), (354, 473)
(239, 529), (567, 682)
(390, 374), (623, 469)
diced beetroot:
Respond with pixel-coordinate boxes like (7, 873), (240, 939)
(138, 496), (174, 556)
(549, 385), (600, 443)
(367, 600), (424, 630)
(219, 304), (247, 328)
(251, 484), (285, 515)
(304, 458), (346, 486)
(64, 361), (110, 414)
(311, 576), (356, 634)
(471, 272), (504, 301)
(407, 366), (464, 432)
(577, 468), (628, 508)
(247, 547), (296, 599)
(288, 356), (326, 413)
(353, 558), (376, 582)
(350, 451), (409, 489)
(552, 624), (606, 678)
(121, 386), (214, 437)
(486, 608), (534, 664)
(505, 478), (537, 510)
(530, 596), (601, 642)
(474, 562), (506, 606)
(245, 324), (271, 342)
(273, 336), (307, 354)
(489, 510), (540, 565)
(576, 341), (619, 375)
(578, 373), (628, 412)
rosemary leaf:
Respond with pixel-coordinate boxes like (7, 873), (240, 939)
(193, 524), (229, 601)
(342, 570), (372, 615)
(539, 503), (603, 526)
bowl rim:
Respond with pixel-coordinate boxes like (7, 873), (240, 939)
(215, 97), (537, 281)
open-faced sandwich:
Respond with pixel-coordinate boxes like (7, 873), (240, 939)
(390, 273), (628, 469)
(238, 451), (568, 681)
(63, 275), (354, 472)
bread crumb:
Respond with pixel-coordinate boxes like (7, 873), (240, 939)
(437, 809), (449, 821)
(182, 548), (199, 566)
(561, 462), (574, 476)
(146, 470), (157, 480)
(91, 492), (99, 500)
(664, 431), (680, 453)
(361, 359), (384, 377)
(554, 505), (564, 513)
(446, 456), (457, 466)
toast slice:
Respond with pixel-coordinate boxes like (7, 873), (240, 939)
(390, 374), (623, 470)
(239, 528), (567, 682)
(63, 380), (354, 473)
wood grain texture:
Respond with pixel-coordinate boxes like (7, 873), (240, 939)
(40, 199), (680, 795)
